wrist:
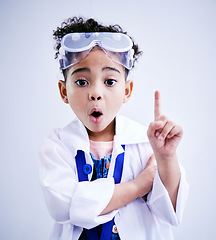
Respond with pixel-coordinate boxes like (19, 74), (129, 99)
(154, 152), (178, 164)
(155, 153), (180, 182)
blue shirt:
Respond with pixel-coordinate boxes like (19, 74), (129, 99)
(79, 153), (120, 240)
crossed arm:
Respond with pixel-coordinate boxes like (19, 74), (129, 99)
(101, 91), (182, 215)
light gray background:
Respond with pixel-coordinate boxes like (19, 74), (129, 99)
(0, 0), (215, 239)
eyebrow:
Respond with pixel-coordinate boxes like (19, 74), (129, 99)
(102, 67), (121, 74)
(71, 68), (90, 76)
(71, 66), (121, 76)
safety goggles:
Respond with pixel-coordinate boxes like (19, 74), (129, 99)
(59, 32), (134, 70)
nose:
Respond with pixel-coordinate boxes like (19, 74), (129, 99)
(89, 85), (102, 101)
(90, 95), (101, 101)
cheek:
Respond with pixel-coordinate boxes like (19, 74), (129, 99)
(67, 86), (85, 100)
(107, 88), (125, 110)
(112, 92), (124, 103)
(67, 89), (87, 111)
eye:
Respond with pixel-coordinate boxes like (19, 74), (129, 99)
(105, 79), (117, 86)
(75, 79), (88, 86)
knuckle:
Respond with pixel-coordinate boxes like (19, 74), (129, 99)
(167, 120), (174, 125)
(149, 122), (155, 129)
(160, 115), (168, 121)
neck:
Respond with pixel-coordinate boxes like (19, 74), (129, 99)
(86, 120), (115, 142)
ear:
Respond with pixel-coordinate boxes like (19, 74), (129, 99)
(123, 80), (133, 103)
(58, 80), (69, 104)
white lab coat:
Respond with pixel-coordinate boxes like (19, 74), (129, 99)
(38, 115), (189, 240)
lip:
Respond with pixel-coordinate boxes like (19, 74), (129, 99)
(89, 107), (103, 123)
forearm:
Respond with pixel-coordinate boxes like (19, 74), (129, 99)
(147, 91), (183, 211)
(100, 179), (148, 215)
(100, 155), (156, 216)
(156, 153), (181, 211)
(100, 181), (137, 215)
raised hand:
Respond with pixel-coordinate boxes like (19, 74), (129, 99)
(147, 91), (183, 159)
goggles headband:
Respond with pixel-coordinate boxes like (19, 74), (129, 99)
(59, 32), (134, 70)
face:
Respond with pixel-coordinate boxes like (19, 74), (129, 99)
(59, 47), (133, 141)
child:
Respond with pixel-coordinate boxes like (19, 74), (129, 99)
(38, 17), (189, 240)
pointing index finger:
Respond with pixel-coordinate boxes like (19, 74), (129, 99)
(154, 90), (162, 121)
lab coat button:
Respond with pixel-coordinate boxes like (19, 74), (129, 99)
(83, 164), (92, 175)
(112, 225), (118, 234)
(106, 161), (110, 169)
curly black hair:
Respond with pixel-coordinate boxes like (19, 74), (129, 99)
(53, 17), (142, 78)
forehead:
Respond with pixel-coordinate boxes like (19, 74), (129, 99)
(70, 47), (125, 73)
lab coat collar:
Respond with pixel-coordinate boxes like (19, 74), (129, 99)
(58, 115), (149, 156)
(115, 115), (149, 144)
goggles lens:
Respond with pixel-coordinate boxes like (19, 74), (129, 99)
(59, 32), (134, 70)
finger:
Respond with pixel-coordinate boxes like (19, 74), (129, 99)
(154, 115), (167, 138)
(154, 90), (162, 121)
(158, 121), (175, 141)
(147, 120), (165, 139)
(148, 121), (162, 139)
(167, 125), (183, 139)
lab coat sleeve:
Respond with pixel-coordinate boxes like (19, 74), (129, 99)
(147, 165), (189, 226)
(69, 178), (117, 229)
(38, 135), (117, 229)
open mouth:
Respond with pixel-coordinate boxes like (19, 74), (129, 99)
(91, 111), (102, 118)
(90, 108), (103, 123)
